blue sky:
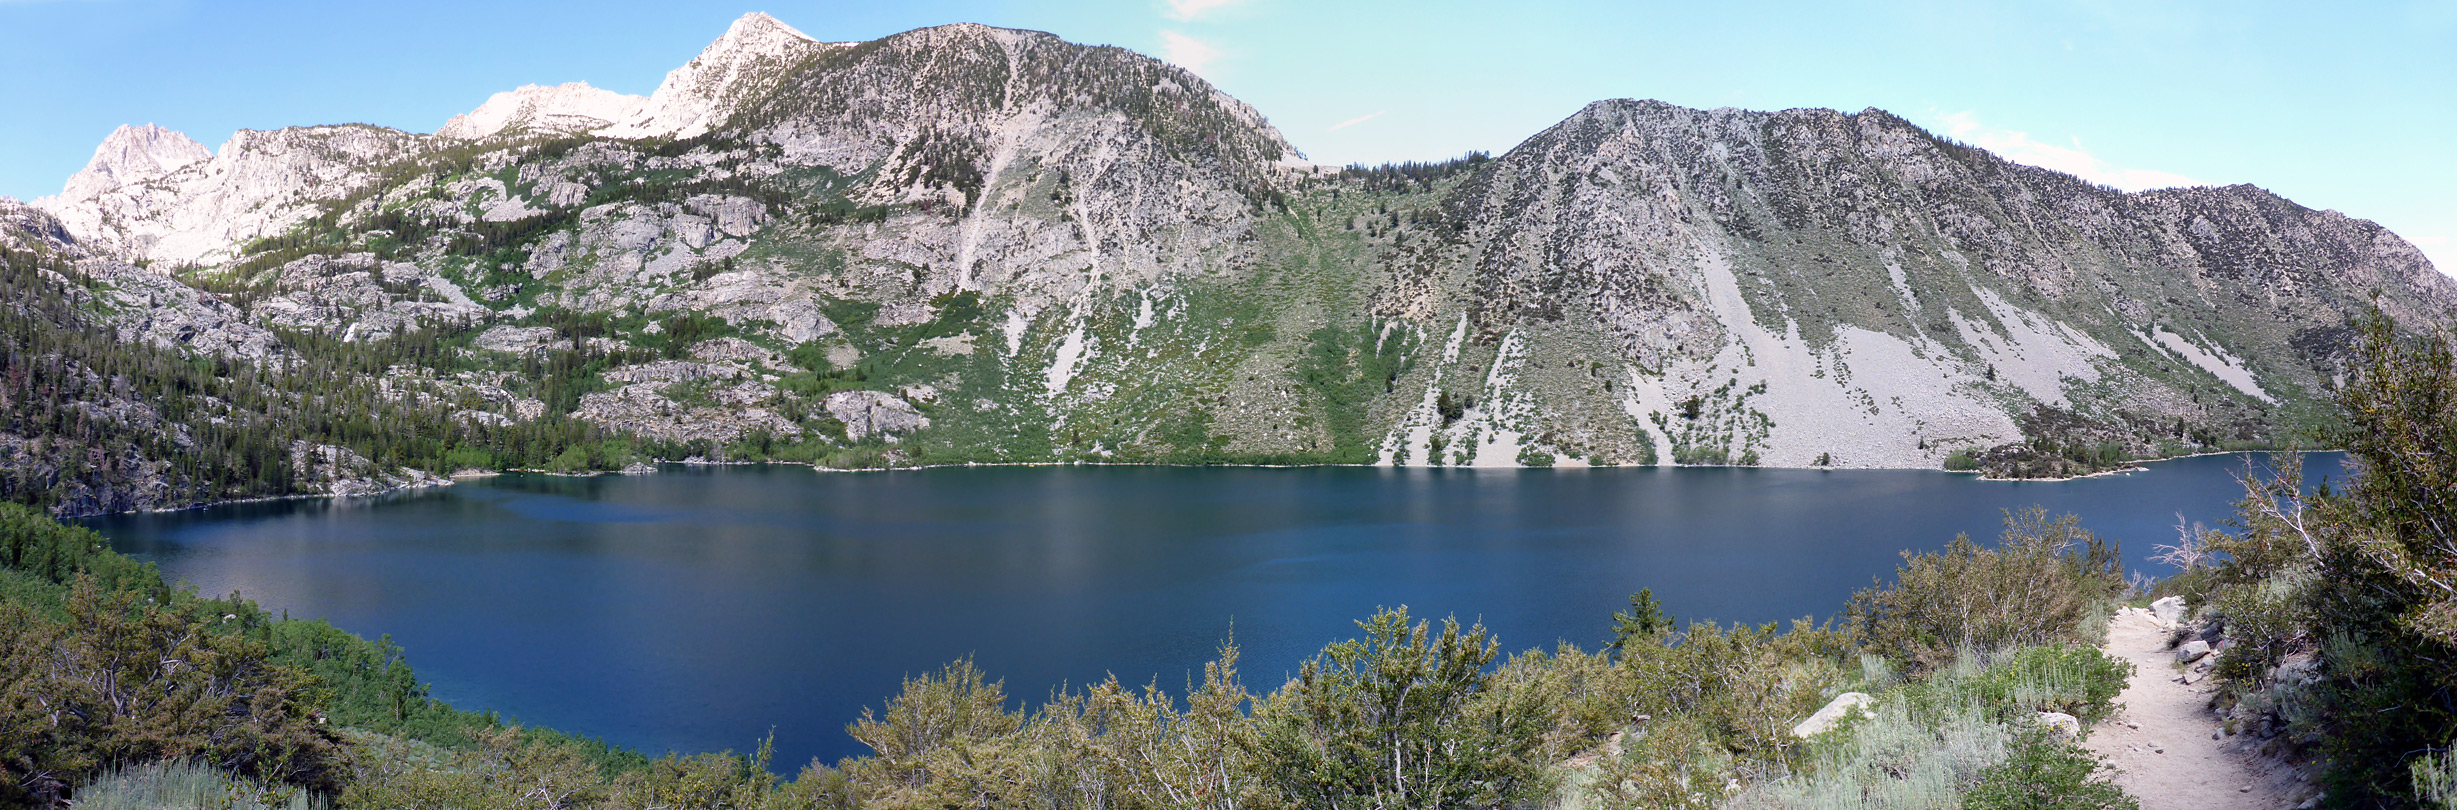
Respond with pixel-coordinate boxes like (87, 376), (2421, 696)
(4, 0), (2451, 271)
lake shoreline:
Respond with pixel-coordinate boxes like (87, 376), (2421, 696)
(88, 452), (2340, 769)
(102, 448), (2335, 519)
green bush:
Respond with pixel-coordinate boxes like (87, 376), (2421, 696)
(1252, 607), (1557, 810)
(548, 446), (592, 473)
(2190, 314), (2457, 804)
(439, 445), (495, 472)
(1616, 619), (1852, 761)
(0, 502), (162, 598)
(1582, 715), (1732, 810)
(1971, 646), (2134, 725)
(1847, 508), (2125, 672)
(841, 657), (1024, 806)
(1962, 729), (2138, 810)
(0, 578), (345, 806)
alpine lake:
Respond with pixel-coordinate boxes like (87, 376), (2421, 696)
(81, 452), (2342, 769)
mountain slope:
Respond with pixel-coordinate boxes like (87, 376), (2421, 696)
(3, 12), (2447, 511)
(1365, 101), (2452, 471)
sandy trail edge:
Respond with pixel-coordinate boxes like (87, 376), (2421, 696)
(2085, 608), (2306, 810)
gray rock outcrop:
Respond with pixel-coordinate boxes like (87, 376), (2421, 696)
(826, 391), (929, 442)
(289, 442), (450, 497)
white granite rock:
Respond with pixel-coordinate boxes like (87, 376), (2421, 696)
(826, 390), (930, 442)
(1792, 692), (1875, 738)
(2151, 596), (2190, 626)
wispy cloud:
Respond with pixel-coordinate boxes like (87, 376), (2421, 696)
(1163, 0), (1244, 21)
(1328, 111), (1386, 132)
(1158, 30), (1223, 76)
(1932, 111), (2203, 191)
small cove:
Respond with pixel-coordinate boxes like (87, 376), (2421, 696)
(83, 453), (2341, 769)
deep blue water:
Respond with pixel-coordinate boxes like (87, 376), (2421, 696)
(82, 453), (2343, 769)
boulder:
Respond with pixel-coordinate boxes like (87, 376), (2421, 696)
(826, 390), (930, 442)
(2151, 596), (2189, 625)
(2176, 639), (2213, 664)
(2273, 654), (2320, 686)
(2199, 617), (2227, 642)
(1791, 692), (1875, 739)
(2036, 711), (2082, 741)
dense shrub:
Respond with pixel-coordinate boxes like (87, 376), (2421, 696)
(2180, 312), (2457, 804)
(1736, 670), (2011, 809)
(1847, 508), (2125, 672)
(0, 502), (163, 599)
(1739, 647), (2128, 810)
(1962, 729), (2137, 810)
(1584, 715), (1734, 810)
(1251, 607), (1556, 810)
(841, 658), (1026, 809)
(0, 578), (344, 807)
(1969, 646), (2134, 725)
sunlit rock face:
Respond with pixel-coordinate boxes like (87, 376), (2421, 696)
(36, 123), (427, 267)
(438, 82), (648, 141)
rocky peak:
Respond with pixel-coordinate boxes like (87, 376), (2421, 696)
(438, 81), (648, 140)
(37, 123), (426, 266)
(597, 12), (838, 140)
(47, 124), (212, 204)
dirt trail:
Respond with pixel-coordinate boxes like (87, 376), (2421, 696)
(2086, 608), (2306, 810)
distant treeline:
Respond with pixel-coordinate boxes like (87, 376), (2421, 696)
(1339, 151), (1492, 193)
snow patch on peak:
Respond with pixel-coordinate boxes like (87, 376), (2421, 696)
(597, 12), (835, 140)
(48, 124), (211, 204)
(439, 82), (647, 140)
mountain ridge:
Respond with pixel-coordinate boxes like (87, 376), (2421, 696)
(2, 12), (2448, 515)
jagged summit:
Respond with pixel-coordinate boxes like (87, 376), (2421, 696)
(45, 124), (211, 204)
(33, 123), (425, 266)
(728, 10), (815, 43)
(438, 82), (647, 140)
(597, 11), (837, 140)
